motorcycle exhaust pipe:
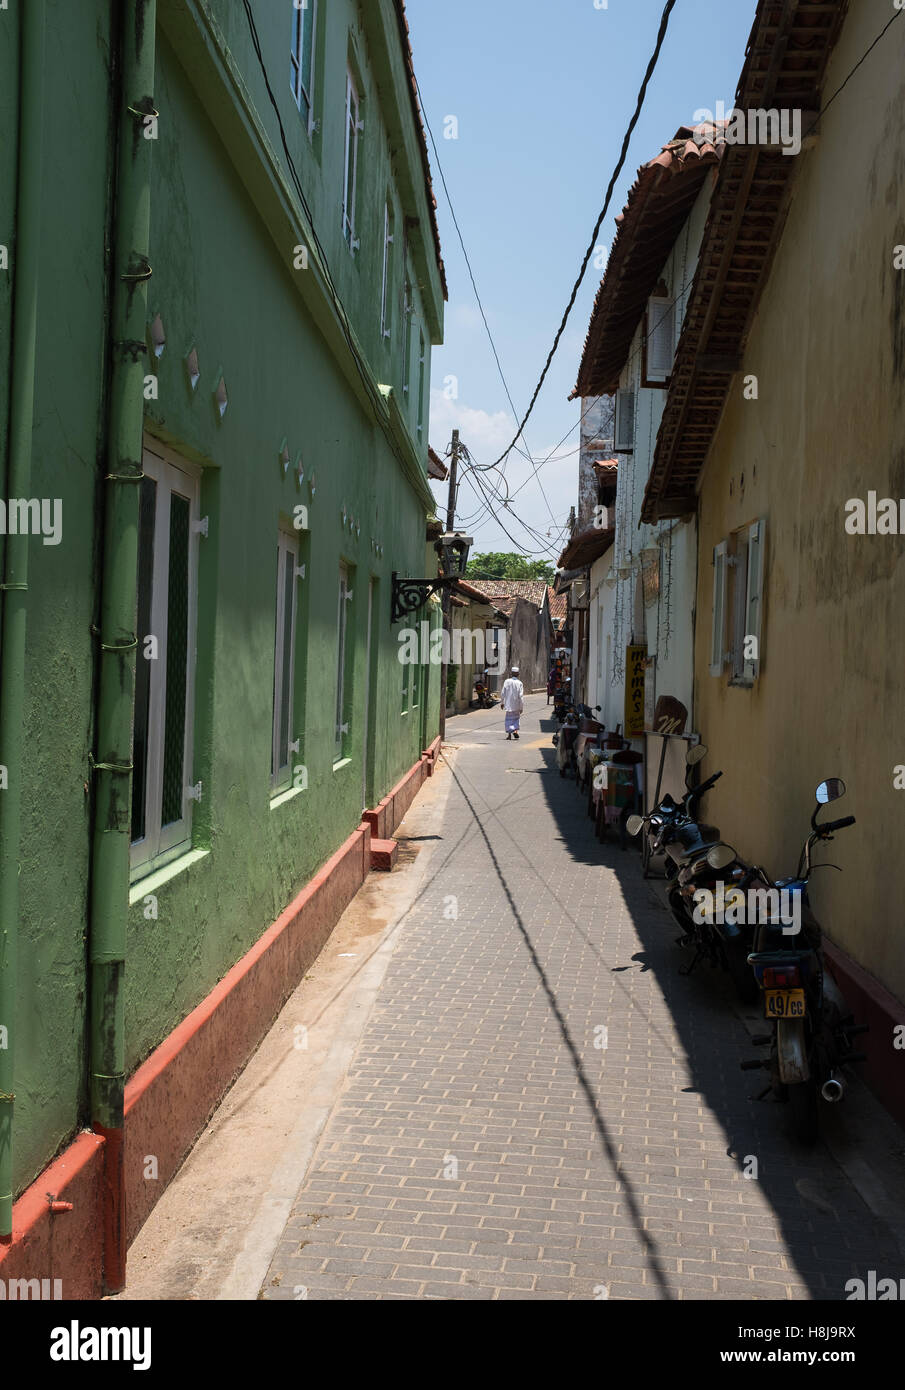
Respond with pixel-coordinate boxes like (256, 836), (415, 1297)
(821, 1074), (845, 1103)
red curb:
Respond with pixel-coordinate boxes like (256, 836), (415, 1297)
(823, 938), (905, 1129)
(123, 823), (372, 1246)
(0, 1131), (106, 1300)
(0, 734), (456, 1294)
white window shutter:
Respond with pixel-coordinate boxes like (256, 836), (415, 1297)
(614, 389), (635, 452)
(743, 519), (765, 682)
(646, 296), (675, 382)
(710, 542), (727, 676)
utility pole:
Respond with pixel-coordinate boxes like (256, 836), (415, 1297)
(439, 429), (460, 741)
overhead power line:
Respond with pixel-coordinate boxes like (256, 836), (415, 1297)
(486, 0), (679, 469)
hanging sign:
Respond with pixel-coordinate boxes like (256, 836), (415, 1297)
(653, 694), (688, 737)
(624, 644), (646, 738)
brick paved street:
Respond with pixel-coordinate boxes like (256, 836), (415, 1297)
(260, 694), (905, 1301)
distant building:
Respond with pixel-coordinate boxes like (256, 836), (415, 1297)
(463, 580), (553, 691)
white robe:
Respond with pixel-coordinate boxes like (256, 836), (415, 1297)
(501, 678), (524, 714)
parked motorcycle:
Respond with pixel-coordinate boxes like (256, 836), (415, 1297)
(627, 746), (758, 1003)
(573, 706), (603, 790)
(738, 777), (865, 1144)
(553, 709), (580, 777)
(472, 675), (496, 709)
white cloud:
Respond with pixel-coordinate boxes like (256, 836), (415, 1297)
(428, 389), (577, 561)
(428, 389), (511, 462)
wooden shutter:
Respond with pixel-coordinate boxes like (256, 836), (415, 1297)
(743, 519), (765, 682)
(645, 295), (675, 383)
(710, 542), (727, 677)
(614, 388), (635, 452)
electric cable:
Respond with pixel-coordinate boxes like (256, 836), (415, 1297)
(486, 0), (679, 469)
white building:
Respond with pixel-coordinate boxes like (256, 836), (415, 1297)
(570, 125), (725, 803)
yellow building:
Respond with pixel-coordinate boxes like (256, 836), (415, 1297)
(642, 0), (905, 1122)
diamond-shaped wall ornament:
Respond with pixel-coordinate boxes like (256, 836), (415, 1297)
(150, 313), (166, 359)
(279, 439), (290, 476)
(355, 520), (361, 538)
(309, 471), (316, 499)
(185, 347), (201, 391)
(341, 505), (347, 526)
(295, 454), (304, 488)
(214, 375), (228, 418)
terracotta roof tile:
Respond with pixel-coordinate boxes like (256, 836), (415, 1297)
(594, 458), (619, 484)
(642, 0), (849, 521)
(548, 587), (568, 625)
(428, 446), (448, 480)
(572, 123), (725, 399)
(465, 578), (549, 609)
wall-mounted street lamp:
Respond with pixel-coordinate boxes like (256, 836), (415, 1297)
(391, 532), (473, 623)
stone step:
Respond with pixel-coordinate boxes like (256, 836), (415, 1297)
(370, 838), (398, 872)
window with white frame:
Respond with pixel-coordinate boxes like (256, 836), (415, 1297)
(290, 0), (317, 133)
(131, 442), (202, 879)
(710, 519), (766, 684)
(380, 200), (394, 338)
(335, 564), (352, 758)
(614, 387), (635, 452)
(272, 529), (300, 790)
(643, 281), (676, 386)
(342, 69), (361, 247)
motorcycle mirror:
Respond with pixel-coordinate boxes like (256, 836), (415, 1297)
(686, 743), (707, 767)
(815, 778), (845, 804)
(706, 843), (736, 871)
(626, 814), (644, 837)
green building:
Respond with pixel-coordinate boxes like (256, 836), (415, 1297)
(0, 0), (445, 1293)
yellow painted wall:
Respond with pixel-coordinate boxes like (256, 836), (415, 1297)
(693, 0), (905, 1005)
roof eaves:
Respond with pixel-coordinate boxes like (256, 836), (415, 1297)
(572, 126), (725, 400)
(392, 0), (448, 301)
(641, 0), (850, 523)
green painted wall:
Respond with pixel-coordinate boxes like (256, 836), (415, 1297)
(0, 0), (116, 1201)
(1, 0), (444, 1197)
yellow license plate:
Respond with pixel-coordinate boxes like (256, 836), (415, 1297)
(764, 988), (806, 1019)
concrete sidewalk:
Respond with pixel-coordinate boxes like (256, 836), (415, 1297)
(254, 694), (905, 1300)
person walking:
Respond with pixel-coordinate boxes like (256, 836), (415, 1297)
(501, 666), (524, 740)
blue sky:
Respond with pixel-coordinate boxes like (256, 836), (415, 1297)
(406, 0), (756, 562)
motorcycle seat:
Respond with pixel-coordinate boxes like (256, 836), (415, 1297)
(670, 823), (721, 859)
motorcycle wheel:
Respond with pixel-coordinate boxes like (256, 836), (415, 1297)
(725, 941), (760, 1005)
(787, 1079), (819, 1146)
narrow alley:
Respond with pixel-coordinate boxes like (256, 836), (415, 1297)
(120, 695), (905, 1302)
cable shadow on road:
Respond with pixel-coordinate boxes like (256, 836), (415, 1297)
(528, 720), (904, 1301)
(441, 751), (675, 1301)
